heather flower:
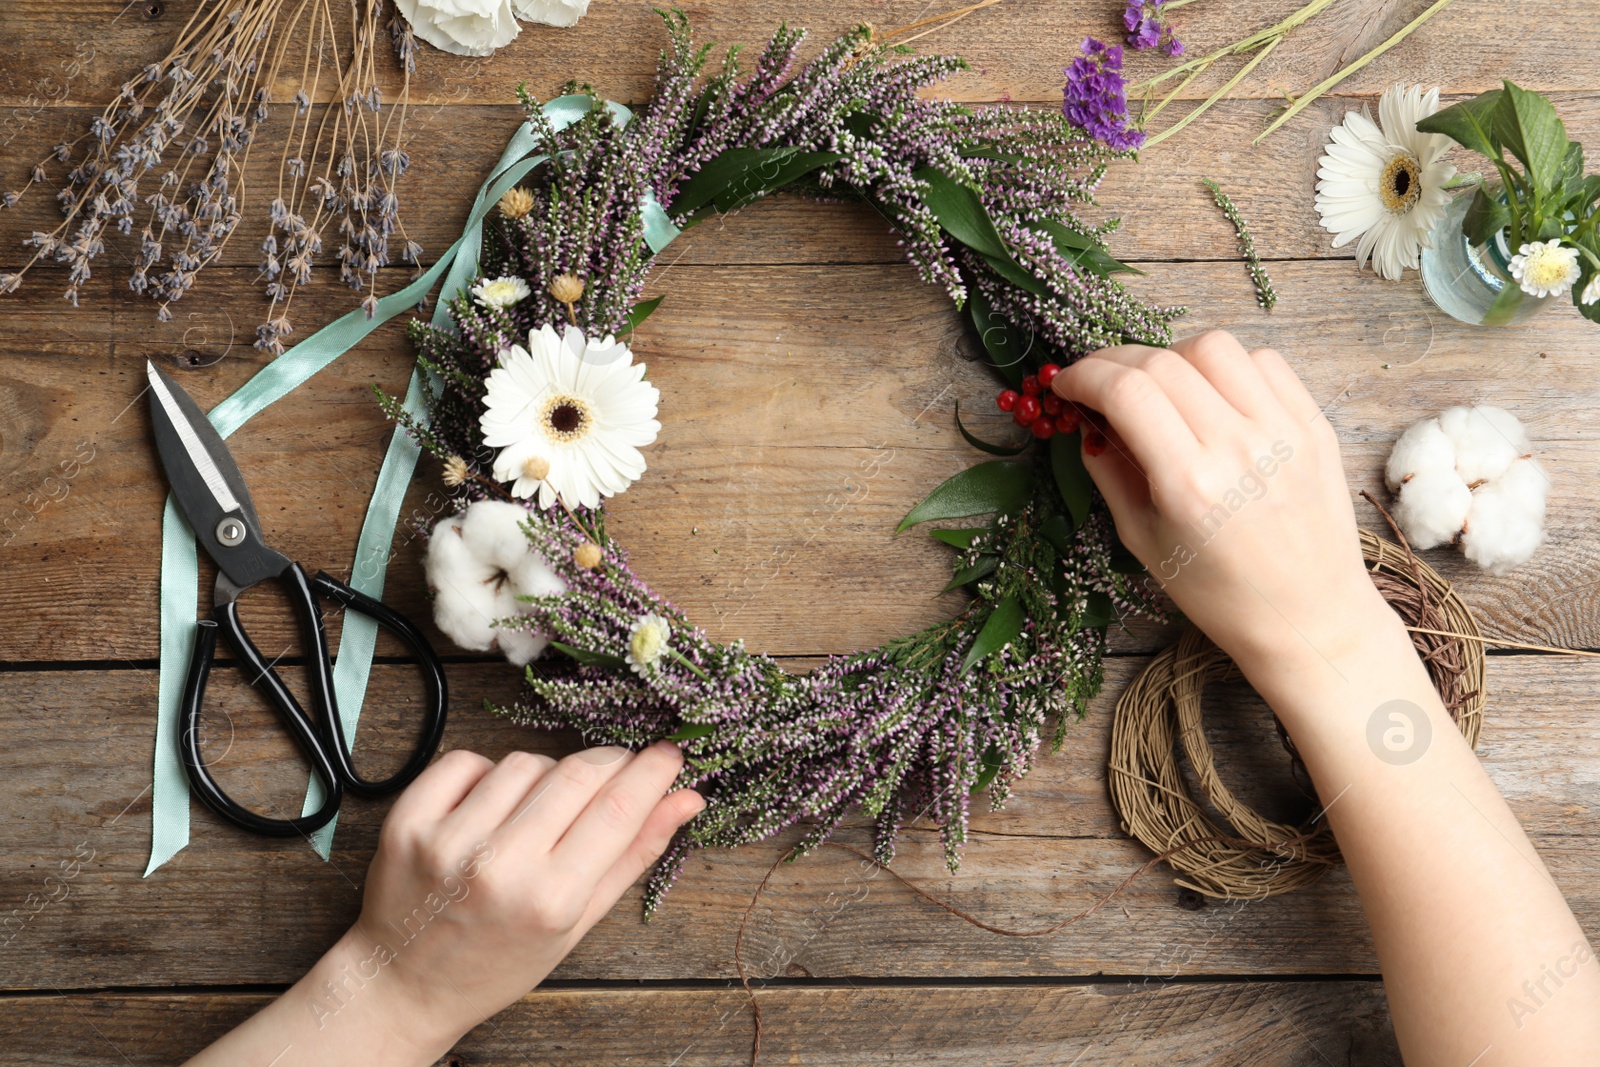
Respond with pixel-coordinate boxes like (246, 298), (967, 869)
(626, 613), (670, 676)
(1063, 39), (1144, 151)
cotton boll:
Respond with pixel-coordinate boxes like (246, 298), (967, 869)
(425, 502), (562, 663)
(458, 499), (539, 571)
(506, 554), (565, 599)
(425, 517), (504, 651)
(1461, 458), (1548, 574)
(1391, 469), (1471, 549)
(1384, 417), (1456, 492)
(496, 623), (550, 667)
(1438, 404), (1527, 486)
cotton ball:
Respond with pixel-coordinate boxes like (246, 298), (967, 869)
(1384, 416), (1456, 492)
(458, 499), (539, 571)
(1391, 469), (1471, 549)
(424, 514), (503, 652)
(496, 623), (549, 667)
(1461, 457), (1548, 574)
(1438, 404), (1529, 486)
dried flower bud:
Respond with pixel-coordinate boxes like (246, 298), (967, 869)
(573, 541), (603, 569)
(498, 186), (535, 219)
(549, 273), (585, 304)
(521, 455), (550, 481)
(442, 455), (469, 488)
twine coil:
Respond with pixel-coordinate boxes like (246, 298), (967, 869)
(1108, 530), (1485, 899)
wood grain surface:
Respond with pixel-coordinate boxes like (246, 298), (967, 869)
(0, 0), (1597, 1063)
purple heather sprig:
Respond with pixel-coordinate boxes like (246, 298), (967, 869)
(1063, 39), (1145, 152)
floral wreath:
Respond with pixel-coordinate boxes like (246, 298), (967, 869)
(389, 12), (1182, 916)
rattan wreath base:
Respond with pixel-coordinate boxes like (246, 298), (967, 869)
(1109, 529), (1486, 899)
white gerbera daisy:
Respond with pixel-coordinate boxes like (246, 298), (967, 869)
(1582, 274), (1600, 307)
(625, 613), (670, 677)
(471, 275), (532, 309)
(1314, 84), (1456, 281)
(1509, 240), (1580, 299)
(479, 324), (661, 509)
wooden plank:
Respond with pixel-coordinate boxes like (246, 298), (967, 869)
(1, 654), (1596, 988)
(0, 0), (1587, 110)
(0, 980), (1400, 1065)
(4, 94), (1598, 273)
(2, 258), (1599, 662)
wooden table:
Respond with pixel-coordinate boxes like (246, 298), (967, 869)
(2, 1), (1596, 1063)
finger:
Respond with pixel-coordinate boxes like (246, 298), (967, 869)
(1053, 356), (1199, 478)
(1080, 424), (1153, 535)
(437, 750), (557, 839)
(547, 741), (687, 890)
(1167, 330), (1279, 419)
(580, 787), (705, 929)
(1248, 347), (1323, 425)
(1087, 343), (1245, 440)
(386, 749), (496, 827)
(499, 745), (636, 850)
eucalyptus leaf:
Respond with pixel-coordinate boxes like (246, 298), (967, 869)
(942, 554), (999, 594)
(1416, 88), (1503, 160)
(1493, 81), (1568, 195)
(968, 286), (1029, 388)
(930, 527), (989, 549)
(1050, 430), (1093, 528)
(913, 166), (1008, 260)
(898, 460), (1035, 532)
(961, 594), (1025, 673)
(666, 722), (716, 741)
(954, 398), (1029, 456)
(1461, 186), (1511, 246)
(550, 641), (628, 669)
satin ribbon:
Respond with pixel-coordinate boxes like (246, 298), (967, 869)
(146, 96), (679, 874)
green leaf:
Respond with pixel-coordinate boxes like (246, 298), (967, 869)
(898, 460), (1035, 533)
(1039, 511), (1075, 556)
(1110, 544), (1146, 574)
(675, 147), (843, 215)
(980, 252), (1051, 297)
(1481, 278), (1529, 327)
(954, 398), (1028, 456)
(913, 166), (1008, 260)
(969, 746), (1004, 794)
(942, 555), (999, 594)
(1461, 185), (1511, 246)
(666, 722), (715, 742)
(1027, 219), (1143, 277)
(968, 286), (1029, 388)
(1493, 81), (1568, 195)
(961, 594), (1025, 673)
(1050, 430), (1093, 528)
(930, 527), (988, 549)
(1416, 88), (1503, 159)
(1575, 233), (1600, 324)
(1080, 590), (1115, 628)
(619, 295), (664, 335)
(550, 641), (628, 669)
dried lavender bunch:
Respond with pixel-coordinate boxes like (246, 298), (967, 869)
(382, 13), (1179, 915)
(1203, 177), (1276, 311)
(0, 0), (417, 348)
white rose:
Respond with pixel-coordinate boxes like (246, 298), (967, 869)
(512, 0), (589, 28)
(396, 0), (520, 57)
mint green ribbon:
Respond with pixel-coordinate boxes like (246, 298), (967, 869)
(146, 96), (679, 874)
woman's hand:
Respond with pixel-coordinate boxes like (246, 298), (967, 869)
(1053, 329), (1395, 677)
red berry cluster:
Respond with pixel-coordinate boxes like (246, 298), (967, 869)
(995, 363), (1080, 440)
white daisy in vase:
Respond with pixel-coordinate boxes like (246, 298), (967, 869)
(479, 324), (661, 510)
(1508, 240), (1580, 299)
(1314, 84), (1456, 281)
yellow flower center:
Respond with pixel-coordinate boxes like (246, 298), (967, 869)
(630, 620), (668, 665)
(539, 393), (593, 443)
(1524, 248), (1572, 288)
(478, 279), (524, 304)
(1379, 152), (1422, 215)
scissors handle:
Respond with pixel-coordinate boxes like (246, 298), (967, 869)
(178, 562), (449, 838)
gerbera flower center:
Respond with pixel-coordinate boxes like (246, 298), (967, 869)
(540, 393), (593, 442)
(1379, 152), (1422, 215)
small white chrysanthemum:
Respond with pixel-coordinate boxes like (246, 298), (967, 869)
(1580, 273), (1600, 306)
(626, 613), (671, 677)
(471, 275), (532, 309)
(1314, 84), (1456, 281)
(1508, 240), (1580, 299)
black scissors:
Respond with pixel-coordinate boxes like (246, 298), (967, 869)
(146, 360), (448, 837)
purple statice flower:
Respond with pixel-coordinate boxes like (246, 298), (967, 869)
(1063, 38), (1145, 151)
(1163, 34), (1185, 57)
(1124, 0), (1184, 55)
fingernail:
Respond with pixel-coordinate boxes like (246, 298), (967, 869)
(576, 745), (630, 766)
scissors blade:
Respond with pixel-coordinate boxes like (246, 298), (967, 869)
(146, 360), (288, 591)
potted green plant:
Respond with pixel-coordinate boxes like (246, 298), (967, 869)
(1416, 81), (1600, 326)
